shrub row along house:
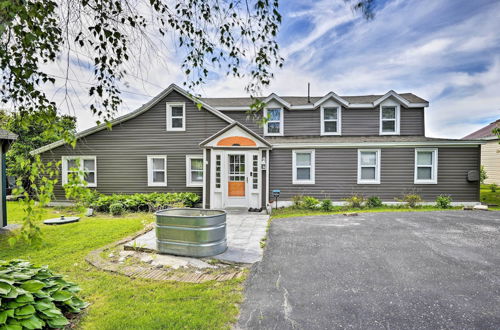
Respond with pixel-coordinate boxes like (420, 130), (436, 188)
(33, 84), (482, 209)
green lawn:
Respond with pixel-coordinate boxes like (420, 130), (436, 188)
(1, 202), (243, 329)
(271, 188), (500, 218)
(270, 205), (464, 219)
(481, 184), (500, 210)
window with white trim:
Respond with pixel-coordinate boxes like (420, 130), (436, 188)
(215, 154), (221, 189)
(252, 154), (259, 190)
(414, 148), (438, 184)
(321, 106), (341, 135)
(292, 150), (315, 184)
(62, 156), (97, 187)
(147, 156), (167, 186)
(166, 103), (185, 131)
(186, 155), (203, 187)
(380, 105), (400, 135)
(357, 149), (381, 184)
(264, 108), (283, 136)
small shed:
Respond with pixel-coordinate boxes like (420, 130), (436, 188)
(0, 129), (18, 227)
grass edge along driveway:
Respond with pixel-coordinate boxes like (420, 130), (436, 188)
(0, 202), (244, 330)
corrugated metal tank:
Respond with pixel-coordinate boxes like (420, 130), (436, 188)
(155, 208), (227, 257)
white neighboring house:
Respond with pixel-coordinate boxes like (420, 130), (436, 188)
(463, 119), (500, 184)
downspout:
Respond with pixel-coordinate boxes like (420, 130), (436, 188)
(1, 142), (7, 227)
(202, 148), (207, 209)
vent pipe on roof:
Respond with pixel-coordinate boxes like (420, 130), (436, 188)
(307, 82), (311, 103)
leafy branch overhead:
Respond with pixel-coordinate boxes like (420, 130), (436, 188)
(1, 0), (283, 124)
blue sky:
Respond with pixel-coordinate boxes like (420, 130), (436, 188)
(47, 0), (500, 138)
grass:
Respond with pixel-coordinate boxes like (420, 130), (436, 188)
(1, 202), (243, 329)
(270, 205), (464, 219)
(272, 187), (500, 218)
(481, 184), (500, 210)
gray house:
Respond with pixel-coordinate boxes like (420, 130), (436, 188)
(33, 84), (482, 209)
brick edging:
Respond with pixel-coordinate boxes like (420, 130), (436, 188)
(85, 224), (245, 283)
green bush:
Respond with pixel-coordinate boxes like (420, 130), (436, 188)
(480, 165), (488, 184)
(490, 184), (497, 192)
(399, 193), (422, 208)
(435, 195), (452, 209)
(343, 194), (364, 208)
(320, 199), (334, 211)
(0, 260), (87, 329)
(366, 196), (383, 208)
(86, 192), (200, 213)
(302, 196), (319, 210)
(109, 203), (125, 216)
(291, 195), (304, 209)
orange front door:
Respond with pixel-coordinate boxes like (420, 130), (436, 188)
(228, 154), (245, 197)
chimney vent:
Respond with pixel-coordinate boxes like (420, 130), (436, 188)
(307, 82), (311, 103)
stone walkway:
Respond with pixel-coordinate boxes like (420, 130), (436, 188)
(125, 212), (269, 264)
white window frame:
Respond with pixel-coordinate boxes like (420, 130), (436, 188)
(186, 155), (204, 187)
(263, 107), (284, 136)
(147, 155), (167, 187)
(379, 104), (400, 135)
(61, 156), (97, 187)
(292, 149), (315, 185)
(320, 106), (341, 136)
(357, 149), (381, 184)
(166, 102), (186, 131)
(414, 148), (438, 184)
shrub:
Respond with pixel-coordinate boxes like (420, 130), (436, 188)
(480, 165), (488, 184)
(302, 196), (319, 210)
(109, 203), (125, 216)
(366, 196), (383, 208)
(435, 195), (452, 209)
(399, 193), (422, 208)
(490, 184), (498, 192)
(343, 194), (364, 208)
(0, 259), (87, 329)
(320, 199), (334, 211)
(291, 195), (304, 209)
(88, 192), (200, 213)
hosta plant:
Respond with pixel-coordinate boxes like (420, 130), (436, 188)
(0, 260), (88, 329)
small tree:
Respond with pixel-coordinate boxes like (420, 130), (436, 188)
(480, 165), (488, 184)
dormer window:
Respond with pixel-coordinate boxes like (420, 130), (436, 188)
(166, 103), (185, 131)
(321, 106), (341, 135)
(264, 108), (283, 136)
(380, 105), (400, 135)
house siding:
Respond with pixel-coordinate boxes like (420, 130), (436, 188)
(481, 139), (500, 184)
(40, 90), (229, 199)
(269, 146), (480, 202)
(225, 107), (425, 137)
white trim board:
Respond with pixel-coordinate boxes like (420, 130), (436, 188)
(271, 141), (483, 149)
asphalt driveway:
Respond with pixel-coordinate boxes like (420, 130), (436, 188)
(237, 211), (500, 329)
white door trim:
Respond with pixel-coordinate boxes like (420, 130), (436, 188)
(209, 149), (261, 209)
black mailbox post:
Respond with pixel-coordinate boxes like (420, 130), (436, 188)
(272, 189), (281, 210)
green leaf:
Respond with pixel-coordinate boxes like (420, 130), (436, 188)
(51, 290), (72, 302)
(14, 304), (35, 316)
(0, 281), (12, 295)
(1, 324), (22, 330)
(39, 308), (62, 318)
(34, 299), (55, 311)
(45, 315), (69, 329)
(20, 280), (45, 292)
(0, 310), (10, 325)
(16, 293), (34, 303)
(20, 316), (44, 330)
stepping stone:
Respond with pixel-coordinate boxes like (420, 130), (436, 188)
(44, 216), (80, 225)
